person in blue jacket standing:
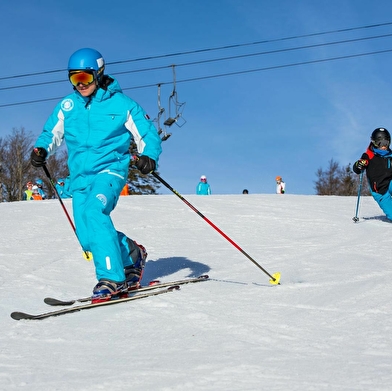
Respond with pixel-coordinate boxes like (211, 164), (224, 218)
(196, 175), (211, 195)
(31, 48), (162, 303)
(55, 177), (72, 199)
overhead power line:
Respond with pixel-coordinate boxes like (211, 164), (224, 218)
(1, 21), (392, 81)
(1, 31), (392, 92)
(2, 47), (392, 108)
(1, 21), (392, 108)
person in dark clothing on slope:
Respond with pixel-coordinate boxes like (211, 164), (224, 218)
(353, 127), (392, 219)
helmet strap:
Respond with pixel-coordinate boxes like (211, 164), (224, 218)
(98, 75), (113, 90)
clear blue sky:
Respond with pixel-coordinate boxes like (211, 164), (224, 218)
(1, 0), (392, 195)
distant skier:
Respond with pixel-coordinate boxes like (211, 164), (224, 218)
(276, 176), (285, 194)
(55, 177), (72, 199)
(31, 186), (43, 200)
(353, 127), (392, 220)
(196, 175), (211, 195)
(35, 179), (47, 199)
(23, 181), (34, 201)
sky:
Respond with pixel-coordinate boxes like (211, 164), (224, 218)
(1, 193), (392, 389)
(2, 1), (392, 195)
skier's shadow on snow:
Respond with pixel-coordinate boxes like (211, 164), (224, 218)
(362, 215), (392, 223)
(142, 257), (211, 282)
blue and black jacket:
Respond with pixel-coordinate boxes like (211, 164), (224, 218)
(354, 144), (392, 195)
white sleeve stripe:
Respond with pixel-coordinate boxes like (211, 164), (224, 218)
(48, 110), (65, 155)
(125, 112), (146, 154)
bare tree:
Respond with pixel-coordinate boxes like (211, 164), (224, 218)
(337, 163), (358, 196)
(0, 127), (70, 202)
(315, 159), (341, 195)
(0, 128), (36, 201)
(315, 159), (370, 196)
(0, 139), (5, 202)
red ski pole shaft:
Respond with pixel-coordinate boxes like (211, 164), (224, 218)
(42, 165), (76, 231)
(152, 171), (278, 283)
(42, 164), (91, 260)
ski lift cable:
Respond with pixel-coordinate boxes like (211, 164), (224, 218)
(2, 32), (392, 92)
(2, 47), (392, 108)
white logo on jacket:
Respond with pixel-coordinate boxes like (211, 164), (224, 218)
(61, 99), (74, 112)
(96, 194), (107, 207)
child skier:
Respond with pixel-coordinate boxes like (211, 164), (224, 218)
(353, 127), (392, 219)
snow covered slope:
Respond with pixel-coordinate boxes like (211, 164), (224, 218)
(1, 193), (391, 390)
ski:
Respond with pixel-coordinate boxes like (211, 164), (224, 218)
(43, 274), (209, 306)
(11, 286), (179, 321)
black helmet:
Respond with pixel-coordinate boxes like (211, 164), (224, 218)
(371, 127), (391, 149)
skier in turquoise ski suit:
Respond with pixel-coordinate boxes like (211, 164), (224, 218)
(31, 48), (162, 298)
(196, 175), (211, 195)
(55, 177), (72, 199)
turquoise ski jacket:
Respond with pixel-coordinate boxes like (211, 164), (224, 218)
(196, 182), (211, 195)
(35, 76), (162, 191)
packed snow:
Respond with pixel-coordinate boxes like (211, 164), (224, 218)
(1, 192), (391, 390)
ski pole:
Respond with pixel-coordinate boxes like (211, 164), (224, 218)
(41, 164), (92, 261)
(151, 171), (281, 285)
(353, 170), (364, 223)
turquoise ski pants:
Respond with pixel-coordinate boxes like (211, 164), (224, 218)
(371, 180), (392, 220)
(72, 172), (135, 282)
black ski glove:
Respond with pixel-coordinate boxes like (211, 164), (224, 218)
(136, 155), (156, 174)
(31, 147), (48, 167)
(355, 159), (368, 171)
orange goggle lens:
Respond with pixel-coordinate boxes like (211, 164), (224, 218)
(69, 71), (95, 86)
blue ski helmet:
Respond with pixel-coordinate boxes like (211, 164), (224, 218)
(68, 48), (105, 80)
(371, 127), (391, 149)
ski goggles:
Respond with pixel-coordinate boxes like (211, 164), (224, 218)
(372, 138), (390, 149)
(68, 70), (96, 86)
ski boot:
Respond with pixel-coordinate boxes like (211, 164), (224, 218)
(124, 242), (147, 290)
(91, 280), (127, 304)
